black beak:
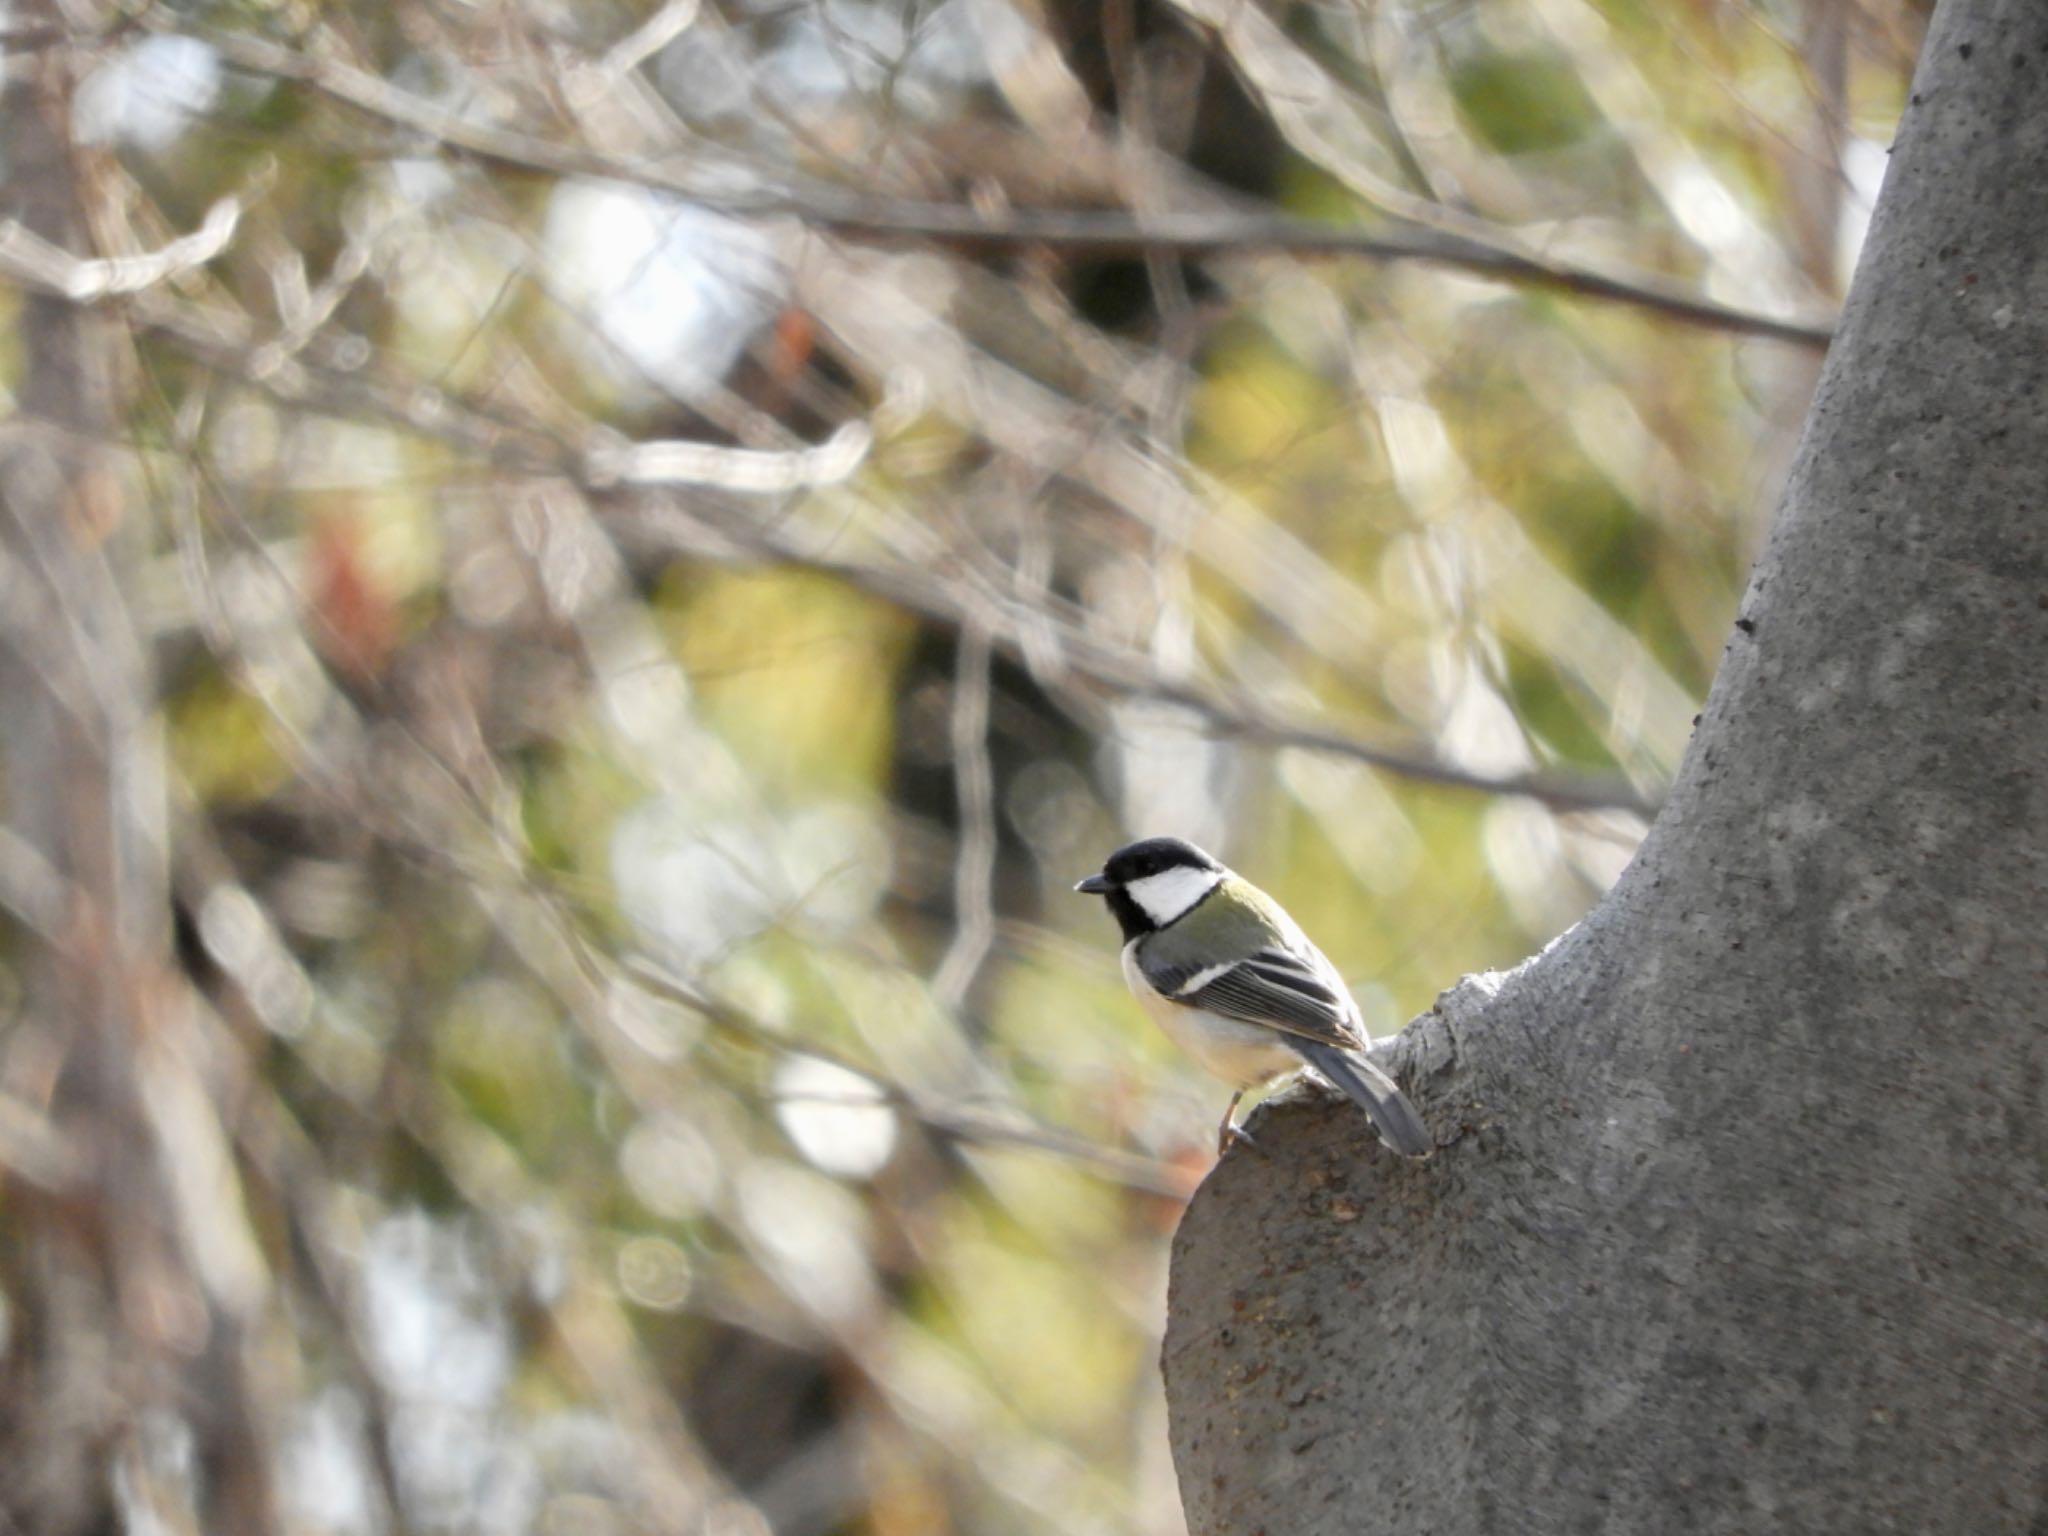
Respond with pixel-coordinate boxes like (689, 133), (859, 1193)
(1074, 873), (1114, 895)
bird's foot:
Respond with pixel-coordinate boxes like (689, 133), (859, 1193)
(1217, 1122), (1267, 1159)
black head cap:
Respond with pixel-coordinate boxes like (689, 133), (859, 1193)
(1074, 837), (1225, 937)
(1096, 837), (1222, 886)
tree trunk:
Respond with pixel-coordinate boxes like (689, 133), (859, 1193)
(1162, 1), (2048, 1530)
(0, 14), (277, 1532)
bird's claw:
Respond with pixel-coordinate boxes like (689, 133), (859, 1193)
(1217, 1122), (1266, 1159)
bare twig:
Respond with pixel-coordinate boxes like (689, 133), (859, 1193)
(0, 823), (68, 943)
(627, 957), (1192, 1200)
(592, 0), (702, 83)
(0, 197), (240, 301)
(931, 621), (997, 1012)
(153, 15), (1832, 347)
(0, 1088), (80, 1191)
(69, 259), (1655, 813)
(586, 418), (872, 491)
(620, 498), (1659, 814)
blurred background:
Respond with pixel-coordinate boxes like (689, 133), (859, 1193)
(0, 0), (1922, 1531)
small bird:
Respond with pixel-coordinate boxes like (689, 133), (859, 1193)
(1076, 836), (1431, 1159)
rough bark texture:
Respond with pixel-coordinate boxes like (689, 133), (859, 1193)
(1163, 1), (2048, 1530)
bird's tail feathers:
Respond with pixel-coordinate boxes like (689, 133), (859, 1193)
(1292, 1041), (1432, 1159)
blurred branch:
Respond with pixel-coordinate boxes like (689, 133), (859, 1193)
(628, 958), (1194, 1201)
(65, 263), (1657, 813)
(0, 1088), (81, 1191)
(594, 0), (703, 82)
(240, 1055), (705, 1534)
(0, 22), (72, 49)
(587, 419), (873, 491)
(623, 500), (1661, 814)
(1524, 0), (1806, 301)
(0, 823), (68, 941)
(155, 13), (1832, 348)
(0, 13), (260, 1529)
(162, 546), (1194, 1208)
(931, 621), (997, 1012)
(1157, 0), (1824, 340)
(0, 197), (240, 301)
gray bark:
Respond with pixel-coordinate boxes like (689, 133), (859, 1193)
(0, 15), (277, 1532)
(1162, 1), (2048, 1530)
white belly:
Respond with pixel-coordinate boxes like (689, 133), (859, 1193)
(1122, 941), (1297, 1087)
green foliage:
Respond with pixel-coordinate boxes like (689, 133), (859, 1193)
(167, 668), (291, 802)
(659, 565), (915, 801)
(1451, 51), (1605, 155)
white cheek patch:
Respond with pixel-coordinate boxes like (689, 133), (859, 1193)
(1125, 866), (1223, 927)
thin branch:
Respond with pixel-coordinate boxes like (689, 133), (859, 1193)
(931, 621), (997, 1012)
(626, 957), (1193, 1200)
(587, 418), (873, 491)
(41, 263), (1654, 814)
(0, 826), (68, 942)
(0, 197), (240, 301)
(619, 501), (1661, 815)
(593, 0), (703, 82)
(155, 15), (1832, 348)
(0, 1088), (80, 1191)
(0, 22), (73, 50)
(160, 536), (1191, 1206)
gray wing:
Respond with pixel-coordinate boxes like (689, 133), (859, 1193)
(1139, 944), (1363, 1051)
